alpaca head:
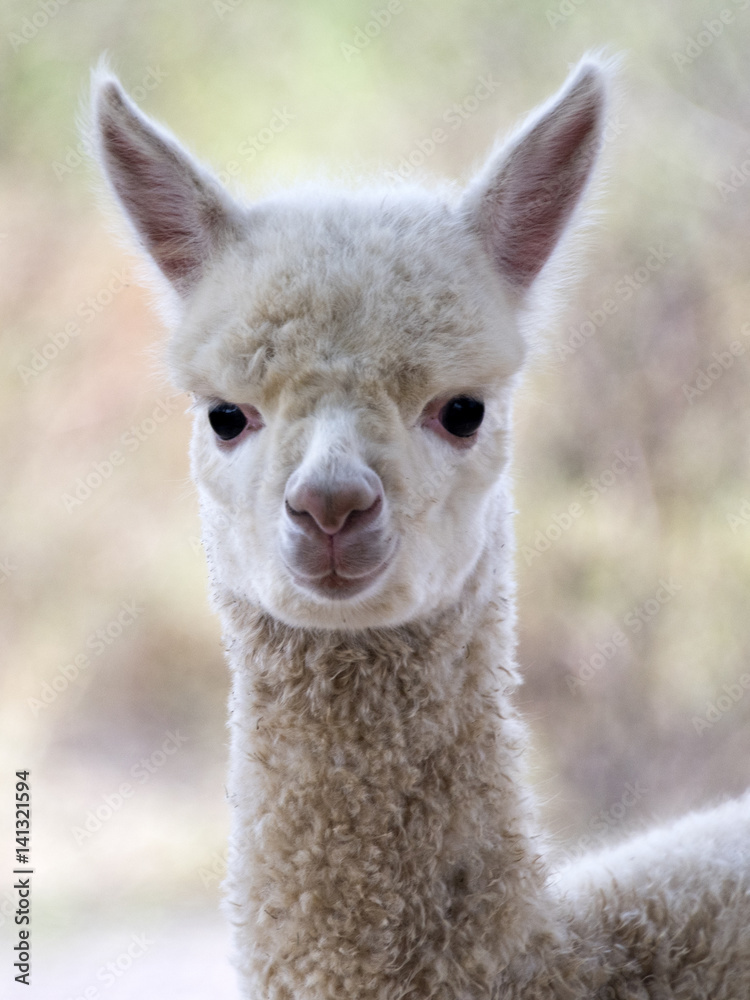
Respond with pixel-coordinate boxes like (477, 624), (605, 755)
(92, 62), (606, 630)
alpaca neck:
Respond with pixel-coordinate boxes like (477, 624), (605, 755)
(219, 538), (547, 1000)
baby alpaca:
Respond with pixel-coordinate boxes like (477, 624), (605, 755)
(91, 60), (750, 999)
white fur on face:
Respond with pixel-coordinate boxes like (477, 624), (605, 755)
(178, 195), (524, 630)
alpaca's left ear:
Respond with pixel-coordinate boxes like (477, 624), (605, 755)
(91, 67), (241, 297)
(462, 60), (607, 292)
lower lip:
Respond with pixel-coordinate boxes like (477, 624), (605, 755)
(289, 547), (396, 601)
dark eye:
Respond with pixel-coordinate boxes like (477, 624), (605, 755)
(439, 396), (484, 438)
(208, 402), (248, 441)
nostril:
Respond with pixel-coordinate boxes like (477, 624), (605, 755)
(285, 480), (382, 536)
(285, 498), (317, 528)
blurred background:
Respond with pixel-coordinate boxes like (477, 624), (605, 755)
(1, 0), (749, 995)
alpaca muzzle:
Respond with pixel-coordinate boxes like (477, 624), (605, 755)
(280, 471), (397, 599)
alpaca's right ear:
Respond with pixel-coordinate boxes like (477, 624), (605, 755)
(91, 68), (240, 297)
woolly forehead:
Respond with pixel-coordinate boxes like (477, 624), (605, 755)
(167, 195), (525, 414)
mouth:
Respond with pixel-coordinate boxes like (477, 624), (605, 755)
(285, 541), (398, 602)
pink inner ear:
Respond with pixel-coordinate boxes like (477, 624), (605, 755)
(96, 81), (231, 295)
(101, 117), (205, 286)
(469, 66), (605, 291)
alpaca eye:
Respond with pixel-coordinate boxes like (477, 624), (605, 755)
(439, 396), (484, 438)
(208, 403), (248, 441)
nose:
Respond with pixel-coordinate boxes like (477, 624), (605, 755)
(285, 472), (383, 536)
